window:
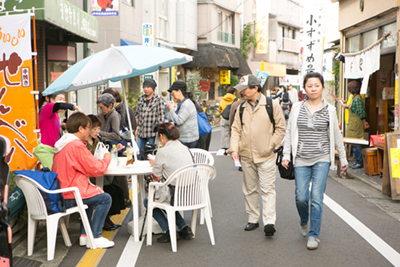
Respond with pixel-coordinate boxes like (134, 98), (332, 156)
(362, 29), (378, 49)
(282, 26), (295, 39)
(218, 11), (223, 32)
(382, 22), (396, 49)
(158, 0), (168, 39)
(347, 35), (360, 53)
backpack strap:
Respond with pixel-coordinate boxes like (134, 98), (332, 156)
(265, 96), (275, 133)
(239, 97), (275, 133)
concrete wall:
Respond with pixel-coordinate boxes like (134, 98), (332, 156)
(338, 0), (397, 31)
(177, 0), (197, 50)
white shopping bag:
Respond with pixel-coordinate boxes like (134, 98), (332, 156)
(94, 142), (109, 160)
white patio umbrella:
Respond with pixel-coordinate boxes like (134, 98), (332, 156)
(42, 45), (193, 160)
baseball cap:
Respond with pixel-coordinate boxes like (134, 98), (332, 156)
(234, 75), (261, 91)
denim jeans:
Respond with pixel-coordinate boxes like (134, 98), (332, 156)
(181, 140), (198, 148)
(137, 136), (156, 158)
(294, 162), (330, 238)
(65, 193), (112, 238)
(144, 198), (187, 233)
(352, 145), (363, 165)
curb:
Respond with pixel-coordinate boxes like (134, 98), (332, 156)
(346, 169), (382, 192)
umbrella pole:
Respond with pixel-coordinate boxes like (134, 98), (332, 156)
(120, 77), (138, 161)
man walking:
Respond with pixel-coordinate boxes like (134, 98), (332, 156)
(287, 84), (299, 104)
(135, 79), (164, 157)
(229, 75), (286, 237)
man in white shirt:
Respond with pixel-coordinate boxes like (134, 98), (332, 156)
(287, 84), (299, 104)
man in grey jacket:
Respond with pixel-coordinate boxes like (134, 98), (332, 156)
(166, 81), (199, 148)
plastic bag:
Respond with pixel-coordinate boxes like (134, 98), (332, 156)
(94, 142), (109, 160)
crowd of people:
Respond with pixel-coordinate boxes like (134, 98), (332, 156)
(37, 70), (363, 251)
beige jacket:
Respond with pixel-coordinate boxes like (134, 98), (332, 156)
(229, 94), (286, 164)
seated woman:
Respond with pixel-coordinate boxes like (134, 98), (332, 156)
(144, 122), (194, 243)
(52, 112), (114, 249)
(86, 115), (125, 231)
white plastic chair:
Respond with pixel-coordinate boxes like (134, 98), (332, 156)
(15, 175), (97, 261)
(189, 148), (214, 224)
(146, 164), (216, 252)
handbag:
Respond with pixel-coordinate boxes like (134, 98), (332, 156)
(94, 142), (109, 160)
(197, 111), (212, 137)
(274, 146), (294, 180)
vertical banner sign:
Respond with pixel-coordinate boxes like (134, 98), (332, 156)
(142, 23), (153, 46)
(301, 9), (324, 75)
(220, 70), (231, 85)
(91, 0), (119, 16)
(0, 14), (37, 171)
(255, 0), (269, 54)
(395, 78), (399, 130)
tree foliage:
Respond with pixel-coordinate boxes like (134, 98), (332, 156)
(240, 25), (257, 61)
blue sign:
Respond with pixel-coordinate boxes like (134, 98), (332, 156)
(256, 71), (269, 87)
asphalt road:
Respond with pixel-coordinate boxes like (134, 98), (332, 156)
(60, 129), (400, 267)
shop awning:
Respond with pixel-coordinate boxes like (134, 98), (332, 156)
(121, 39), (141, 46)
(184, 43), (251, 76)
(4, 0), (98, 43)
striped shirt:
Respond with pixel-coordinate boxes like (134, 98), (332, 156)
(296, 100), (330, 160)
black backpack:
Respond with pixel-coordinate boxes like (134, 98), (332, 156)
(220, 98), (238, 120)
(239, 96), (275, 132)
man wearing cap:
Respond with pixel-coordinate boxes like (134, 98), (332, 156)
(166, 81), (199, 148)
(135, 79), (164, 156)
(229, 74), (286, 237)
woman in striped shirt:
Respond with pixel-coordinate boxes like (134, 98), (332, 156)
(281, 72), (348, 250)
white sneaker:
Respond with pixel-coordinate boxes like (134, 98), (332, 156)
(300, 222), (308, 237)
(307, 237), (320, 250)
(79, 236), (87, 246)
(87, 237), (115, 249)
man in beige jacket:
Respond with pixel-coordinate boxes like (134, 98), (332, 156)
(229, 74), (286, 237)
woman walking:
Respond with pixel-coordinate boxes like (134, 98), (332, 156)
(281, 72), (347, 250)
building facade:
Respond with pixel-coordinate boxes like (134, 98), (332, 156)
(334, 0), (399, 134)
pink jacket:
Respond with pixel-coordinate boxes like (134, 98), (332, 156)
(52, 135), (110, 199)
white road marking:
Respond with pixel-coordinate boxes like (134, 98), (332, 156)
(324, 194), (400, 267)
(116, 236), (143, 267)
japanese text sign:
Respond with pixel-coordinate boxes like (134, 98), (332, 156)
(255, 0), (269, 54)
(0, 14), (37, 171)
(301, 9), (324, 75)
(220, 70), (230, 85)
(142, 23), (153, 46)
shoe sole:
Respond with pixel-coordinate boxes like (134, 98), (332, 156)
(307, 246), (318, 250)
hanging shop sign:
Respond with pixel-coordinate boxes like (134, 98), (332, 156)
(344, 44), (380, 79)
(0, 13), (37, 171)
(91, 0), (119, 16)
(142, 23), (154, 46)
(256, 71), (269, 87)
(301, 8), (324, 75)
(199, 81), (210, 92)
(255, 0), (268, 54)
(220, 70), (230, 85)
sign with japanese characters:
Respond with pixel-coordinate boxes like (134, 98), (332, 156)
(0, 14), (37, 171)
(256, 71), (269, 87)
(220, 70), (230, 85)
(301, 10), (324, 75)
(91, 0), (119, 16)
(142, 23), (154, 46)
(255, 0), (268, 54)
(344, 44), (380, 79)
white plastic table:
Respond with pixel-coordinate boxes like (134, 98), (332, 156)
(104, 158), (152, 242)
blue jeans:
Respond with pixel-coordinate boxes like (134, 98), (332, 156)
(65, 193), (112, 238)
(294, 162), (330, 239)
(144, 198), (187, 233)
(137, 136), (156, 158)
(352, 145), (363, 165)
(181, 140), (198, 148)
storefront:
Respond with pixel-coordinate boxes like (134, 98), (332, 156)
(337, 3), (398, 137)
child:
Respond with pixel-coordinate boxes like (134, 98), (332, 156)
(86, 115), (125, 231)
